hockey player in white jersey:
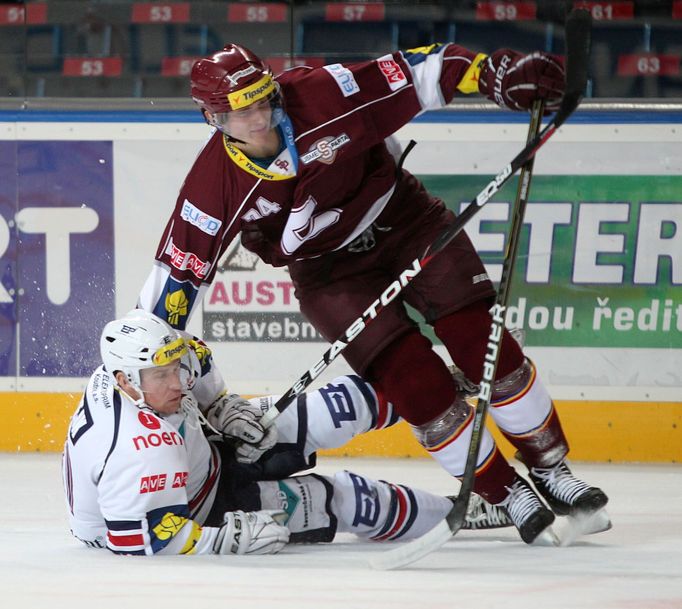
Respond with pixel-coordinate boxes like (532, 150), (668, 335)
(63, 310), (510, 556)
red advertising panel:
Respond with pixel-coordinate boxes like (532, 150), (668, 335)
(673, 0), (682, 19)
(227, 3), (288, 22)
(617, 54), (681, 76)
(131, 3), (190, 24)
(266, 56), (326, 73)
(573, 1), (634, 20)
(161, 56), (197, 76)
(0, 2), (47, 25)
(475, 1), (537, 20)
(62, 58), (123, 77)
(325, 2), (386, 22)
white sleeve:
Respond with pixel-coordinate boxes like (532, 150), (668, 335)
(394, 49), (447, 110)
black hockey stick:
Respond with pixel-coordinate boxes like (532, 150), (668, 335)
(370, 100), (544, 570)
(258, 8), (592, 433)
(370, 11), (592, 571)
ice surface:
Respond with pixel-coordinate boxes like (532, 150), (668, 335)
(1, 454), (680, 609)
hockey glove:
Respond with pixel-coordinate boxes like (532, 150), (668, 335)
(241, 223), (275, 264)
(206, 393), (278, 463)
(479, 49), (565, 113)
(213, 510), (290, 555)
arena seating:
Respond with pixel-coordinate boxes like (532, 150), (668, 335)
(0, 0), (679, 99)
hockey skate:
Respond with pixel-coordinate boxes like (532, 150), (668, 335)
(527, 460), (611, 538)
(496, 475), (558, 545)
(448, 493), (514, 530)
(464, 493), (514, 530)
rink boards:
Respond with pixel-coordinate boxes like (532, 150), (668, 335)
(0, 105), (680, 461)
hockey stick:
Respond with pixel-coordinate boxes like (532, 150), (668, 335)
(370, 101), (544, 571)
(370, 11), (592, 571)
(258, 8), (592, 432)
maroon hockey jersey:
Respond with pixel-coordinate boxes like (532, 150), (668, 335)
(139, 44), (485, 328)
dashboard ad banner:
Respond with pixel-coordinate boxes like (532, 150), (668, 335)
(1, 114), (679, 399)
(422, 174), (682, 349)
(200, 174), (681, 350)
(0, 141), (115, 378)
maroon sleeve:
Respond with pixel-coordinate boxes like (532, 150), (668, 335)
(286, 44), (481, 145)
(139, 133), (243, 328)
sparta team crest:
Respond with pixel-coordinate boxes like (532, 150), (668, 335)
(301, 134), (350, 165)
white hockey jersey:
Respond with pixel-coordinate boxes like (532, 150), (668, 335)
(63, 346), (225, 555)
(63, 335), (401, 556)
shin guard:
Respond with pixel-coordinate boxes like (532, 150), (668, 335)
(489, 359), (569, 468)
(412, 396), (516, 504)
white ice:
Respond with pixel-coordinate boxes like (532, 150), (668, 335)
(1, 454), (681, 609)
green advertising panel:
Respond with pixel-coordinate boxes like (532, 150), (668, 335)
(417, 175), (682, 349)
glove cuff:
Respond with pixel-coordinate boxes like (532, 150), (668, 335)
(479, 48), (523, 109)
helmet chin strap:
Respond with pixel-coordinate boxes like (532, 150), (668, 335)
(118, 384), (147, 408)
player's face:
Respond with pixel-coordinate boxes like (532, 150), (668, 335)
(140, 360), (184, 415)
(215, 98), (274, 144)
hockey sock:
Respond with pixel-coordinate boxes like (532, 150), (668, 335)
(370, 331), (457, 426)
(433, 301), (525, 383)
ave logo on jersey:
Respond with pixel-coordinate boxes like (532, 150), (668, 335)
(376, 56), (407, 91)
(166, 239), (210, 280)
(138, 411), (161, 430)
(172, 471), (188, 488)
(181, 200), (222, 236)
(140, 473), (167, 494)
(300, 134), (350, 165)
(323, 63), (360, 97)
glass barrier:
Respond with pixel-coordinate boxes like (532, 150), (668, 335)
(0, 0), (681, 101)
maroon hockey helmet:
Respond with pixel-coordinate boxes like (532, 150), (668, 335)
(190, 44), (281, 115)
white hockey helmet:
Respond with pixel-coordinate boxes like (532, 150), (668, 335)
(99, 309), (188, 390)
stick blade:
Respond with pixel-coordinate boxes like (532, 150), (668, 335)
(369, 520), (454, 571)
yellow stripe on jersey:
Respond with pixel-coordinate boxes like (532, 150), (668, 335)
(179, 521), (203, 555)
(405, 44), (441, 56)
(457, 52), (488, 94)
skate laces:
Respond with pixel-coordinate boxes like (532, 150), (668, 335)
(531, 462), (592, 505)
(501, 479), (544, 526)
(466, 494), (509, 528)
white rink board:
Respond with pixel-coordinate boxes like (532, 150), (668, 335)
(2, 116), (681, 397)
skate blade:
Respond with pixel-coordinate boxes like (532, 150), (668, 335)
(576, 507), (611, 535)
(557, 508), (612, 547)
(531, 525), (560, 547)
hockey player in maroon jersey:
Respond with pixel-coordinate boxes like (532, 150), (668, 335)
(139, 43), (609, 545)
